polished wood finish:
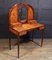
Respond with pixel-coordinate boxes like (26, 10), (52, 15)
(9, 3), (45, 58)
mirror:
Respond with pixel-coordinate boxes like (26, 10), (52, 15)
(19, 6), (27, 23)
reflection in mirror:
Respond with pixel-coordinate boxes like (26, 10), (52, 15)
(19, 6), (27, 23)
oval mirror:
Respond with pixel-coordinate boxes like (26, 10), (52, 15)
(18, 6), (27, 23)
